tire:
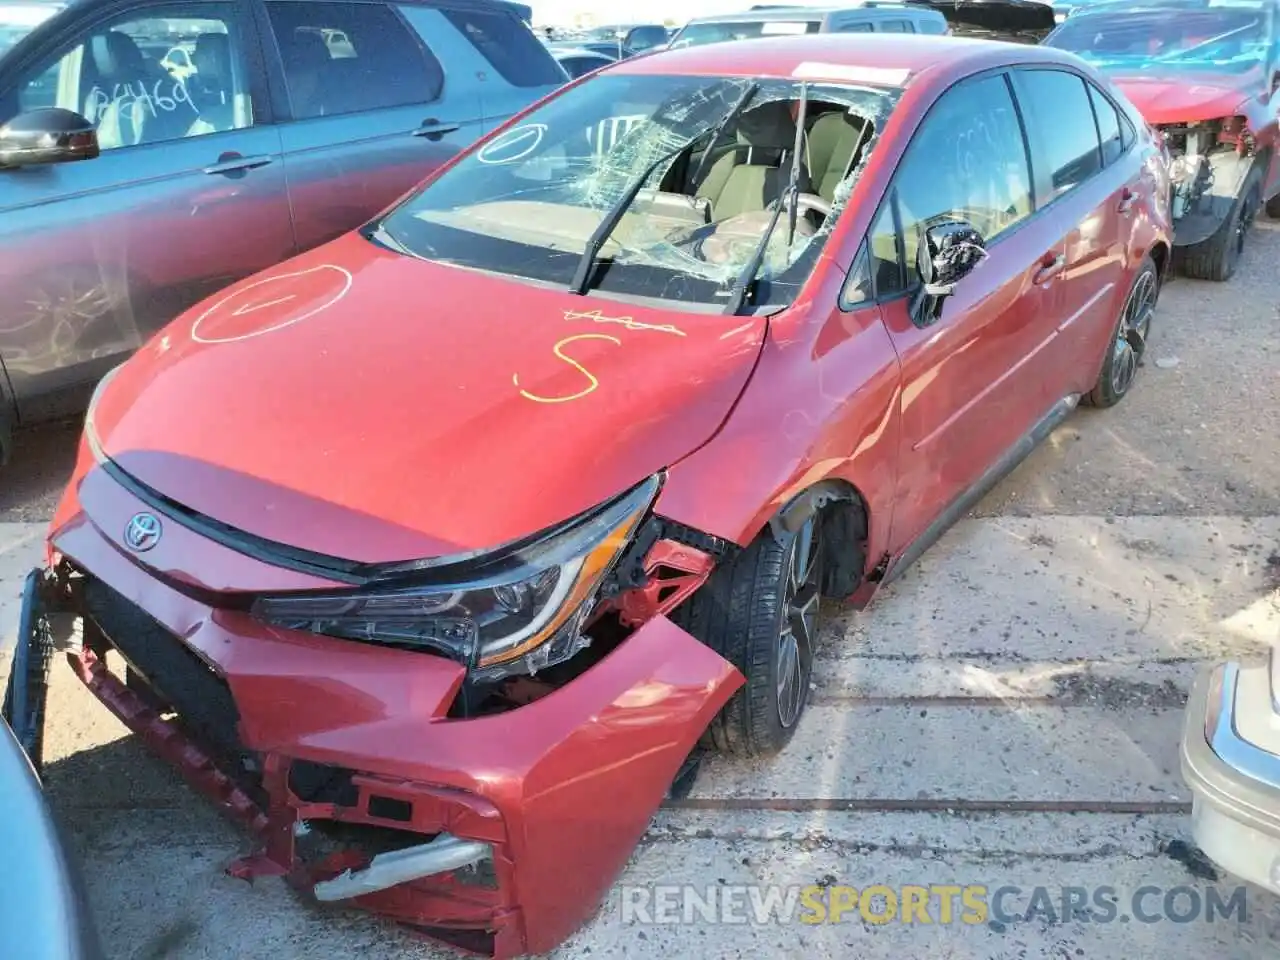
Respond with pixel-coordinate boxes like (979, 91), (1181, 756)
(1267, 191), (1280, 220)
(1086, 255), (1159, 409)
(1179, 166), (1263, 281)
(672, 513), (824, 758)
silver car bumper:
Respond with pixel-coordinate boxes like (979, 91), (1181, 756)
(1181, 655), (1280, 895)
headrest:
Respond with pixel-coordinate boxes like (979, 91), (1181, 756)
(734, 100), (801, 151)
(89, 31), (146, 77)
(283, 29), (333, 71)
(193, 32), (232, 84)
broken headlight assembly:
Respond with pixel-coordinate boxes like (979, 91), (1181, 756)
(251, 475), (660, 681)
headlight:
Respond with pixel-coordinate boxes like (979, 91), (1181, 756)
(251, 474), (660, 680)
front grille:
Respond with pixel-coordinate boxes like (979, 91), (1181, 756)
(82, 576), (245, 764)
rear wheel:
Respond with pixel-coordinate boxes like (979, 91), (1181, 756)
(1086, 255), (1159, 409)
(673, 514), (824, 758)
(1266, 191), (1280, 220)
(1179, 166), (1262, 281)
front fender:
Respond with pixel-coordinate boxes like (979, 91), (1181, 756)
(655, 263), (902, 590)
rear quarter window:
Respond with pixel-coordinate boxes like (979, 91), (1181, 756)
(440, 6), (564, 87)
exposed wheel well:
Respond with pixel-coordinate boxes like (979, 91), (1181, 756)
(767, 479), (870, 598)
(1148, 240), (1170, 284)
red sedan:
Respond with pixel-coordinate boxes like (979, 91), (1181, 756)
(15, 33), (1171, 959)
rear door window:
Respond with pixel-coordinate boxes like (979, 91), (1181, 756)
(265, 0), (444, 119)
(1010, 69), (1103, 205)
(440, 6), (565, 87)
(1087, 81), (1124, 166)
(880, 20), (912, 32)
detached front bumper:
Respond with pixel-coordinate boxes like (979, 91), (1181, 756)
(38, 490), (742, 957)
(1181, 656), (1280, 895)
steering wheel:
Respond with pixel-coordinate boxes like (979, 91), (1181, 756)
(768, 192), (833, 220)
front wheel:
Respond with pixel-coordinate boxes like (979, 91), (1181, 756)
(1086, 255), (1159, 409)
(672, 515), (824, 758)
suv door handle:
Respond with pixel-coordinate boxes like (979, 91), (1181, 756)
(203, 153), (273, 176)
(1118, 188), (1137, 215)
(1032, 252), (1066, 285)
(412, 119), (461, 140)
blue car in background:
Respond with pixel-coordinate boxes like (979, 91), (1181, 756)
(2, 571), (103, 959)
(0, 0), (564, 466)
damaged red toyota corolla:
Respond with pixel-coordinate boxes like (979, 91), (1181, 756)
(8, 34), (1172, 958)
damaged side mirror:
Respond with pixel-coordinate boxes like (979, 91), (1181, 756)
(909, 217), (987, 326)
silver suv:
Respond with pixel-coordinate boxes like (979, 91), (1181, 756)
(0, 0), (565, 461)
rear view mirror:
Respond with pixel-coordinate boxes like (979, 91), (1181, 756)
(0, 108), (99, 170)
(911, 217), (987, 325)
(916, 218), (987, 294)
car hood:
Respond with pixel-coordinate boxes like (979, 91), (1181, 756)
(90, 233), (767, 564)
(1108, 73), (1254, 125)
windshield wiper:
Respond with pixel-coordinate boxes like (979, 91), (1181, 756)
(568, 81), (761, 296)
(723, 81), (809, 317)
(1152, 22), (1259, 61)
(688, 81), (761, 194)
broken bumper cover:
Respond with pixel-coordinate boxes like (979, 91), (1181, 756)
(1181, 658), (1280, 896)
(43, 507), (742, 957)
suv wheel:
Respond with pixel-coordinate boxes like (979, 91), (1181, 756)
(1180, 166), (1262, 282)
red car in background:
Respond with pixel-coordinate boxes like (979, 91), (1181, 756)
(9, 33), (1171, 959)
(1046, 0), (1280, 280)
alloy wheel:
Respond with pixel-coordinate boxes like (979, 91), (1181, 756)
(776, 516), (821, 729)
(1111, 270), (1156, 396)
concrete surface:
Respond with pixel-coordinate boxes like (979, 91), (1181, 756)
(1, 222), (1278, 959)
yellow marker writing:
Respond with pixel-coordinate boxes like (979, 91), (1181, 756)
(513, 333), (622, 403)
(563, 308), (686, 337)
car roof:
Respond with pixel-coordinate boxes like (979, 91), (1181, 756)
(683, 4), (920, 23)
(550, 45), (615, 58)
(1066, 0), (1275, 12)
(618, 31), (1077, 85)
(31, 0), (528, 15)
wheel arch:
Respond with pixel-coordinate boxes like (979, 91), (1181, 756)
(1147, 239), (1170, 286)
(767, 478), (871, 599)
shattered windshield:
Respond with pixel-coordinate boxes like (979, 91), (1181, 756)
(376, 74), (894, 311)
(1047, 2), (1274, 73)
(0, 0), (60, 56)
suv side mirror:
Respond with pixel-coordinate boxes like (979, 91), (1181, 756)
(911, 217), (987, 324)
(0, 108), (99, 170)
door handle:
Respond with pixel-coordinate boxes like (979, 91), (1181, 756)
(203, 153), (273, 176)
(1032, 252), (1066, 285)
(1118, 188), (1136, 215)
(412, 119), (461, 140)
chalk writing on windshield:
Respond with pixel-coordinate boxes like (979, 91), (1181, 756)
(477, 123), (547, 165)
(86, 78), (198, 122)
(513, 332), (621, 403)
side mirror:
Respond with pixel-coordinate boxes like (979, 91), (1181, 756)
(911, 217), (987, 324)
(0, 108), (99, 170)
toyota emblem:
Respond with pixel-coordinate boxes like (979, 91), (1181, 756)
(124, 512), (162, 552)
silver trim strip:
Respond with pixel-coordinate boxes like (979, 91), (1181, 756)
(312, 833), (491, 902)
